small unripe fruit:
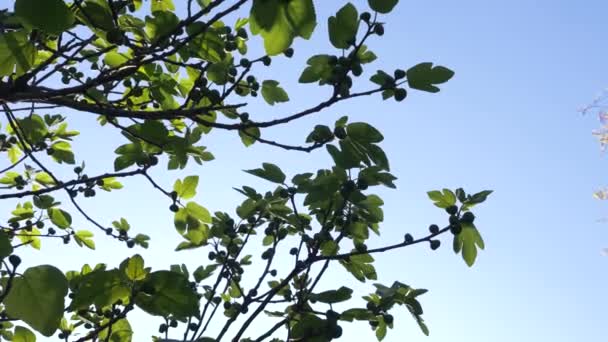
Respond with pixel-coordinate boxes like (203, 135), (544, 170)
(394, 88), (407, 102)
(404, 233), (413, 243)
(334, 126), (347, 139)
(446, 205), (458, 215)
(374, 24), (385, 36)
(430, 240), (441, 250)
(360, 12), (371, 22)
(8, 255), (21, 267)
(356, 178), (368, 190)
(460, 211), (475, 224)
(450, 224), (462, 235)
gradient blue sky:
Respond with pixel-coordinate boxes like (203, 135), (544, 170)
(9, 0), (608, 341)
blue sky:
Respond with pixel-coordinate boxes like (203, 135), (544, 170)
(8, 0), (608, 341)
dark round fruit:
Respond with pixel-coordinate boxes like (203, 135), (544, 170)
(240, 58), (251, 68)
(429, 224), (440, 234)
(74, 166), (83, 174)
(170, 320), (178, 328)
(355, 243), (367, 253)
(107, 29), (125, 45)
(48, 228), (56, 235)
(189, 322), (198, 331)
(450, 224), (462, 235)
(446, 205), (458, 215)
(36, 221), (44, 228)
(289, 247), (298, 255)
(208, 251), (216, 260)
(169, 204), (179, 212)
(356, 178), (368, 190)
(460, 211), (475, 223)
(105, 228), (112, 235)
(430, 240), (441, 250)
(283, 48), (294, 57)
(404, 233), (414, 243)
(8, 255), (21, 267)
(360, 12), (371, 22)
(126, 240), (135, 248)
(159, 323), (167, 333)
(394, 88), (407, 101)
(149, 155), (158, 166)
(236, 28), (248, 39)
(383, 314), (394, 324)
(262, 56), (271, 66)
(374, 24), (385, 36)
(334, 126), (347, 139)
(366, 302), (376, 311)
(279, 188), (289, 198)
(269, 269), (277, 276)
(343, 180), (356, 192)
(394, 69), (406, 79)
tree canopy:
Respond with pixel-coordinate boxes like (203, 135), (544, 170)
(0, 0), (491, 341)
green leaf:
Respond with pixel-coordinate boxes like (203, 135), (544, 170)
(368, 0), (399, 14)
(245, 163), (286, 184)
(0, 31), (36, 77)
(376, 316), (387, 340)
(13, 326), (36, 342)
(312, 286), (353, 304)
(123, 254), (146, 281)
(4, 265), (68, 337)
(50, 141), (75, 164)
(328, 3), (359, 49)
(104, 51), (129, 68)
(48, 208), (71, 229)
(145, 11), (179, 43)
(70, 269), (130, 310)
(453, 223), (485, 266)
(250, 0), (317, 55)
(99, 177), (123, 192)
(426, 189), (456, 208)
(357, 45), (377, 64)
(261, 80), (289, 105)
(15, 0), (74, 34)
(151, 0), (175, 12)
(174, 176), (199, 200)
(74, 230), (95, 250)
(76, 0), (115, 31)
(347, 122), (384, 143)
(239, 126), (261, 147)
(98, 318), (132, 342)
(206, 62), (229, 85)
(0, 231), (13, 260)
(406, 62), (454, 93)
(186, 201), (212, 223)
(193, 264), (218, 282)
(134, 271), (199, 319)
(34, 172), (55, 186)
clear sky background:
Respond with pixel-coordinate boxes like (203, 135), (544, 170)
(8, 0), (608, 341)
